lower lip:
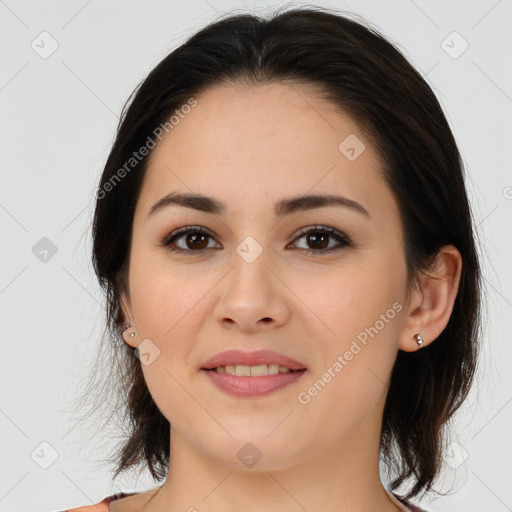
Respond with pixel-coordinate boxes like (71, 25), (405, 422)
(202, 369), (307, 397)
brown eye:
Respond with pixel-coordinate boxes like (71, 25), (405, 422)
(291, 225), (351, 255)
(161, 224), (351, 256)
(181, 232), (209, 250)
(304, 232), (330, 250)
(161, 226), (219, 253)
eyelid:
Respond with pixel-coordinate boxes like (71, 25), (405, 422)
(161, 225), (219, 250)
(160, 224), (351, 254)
(162, 225), (215, 242)
(289, 225), (351, 253)
(293, 224), (344, 238)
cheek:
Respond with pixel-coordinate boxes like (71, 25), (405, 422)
(295, 261), (403, 395)
(129, 251), (214, 340)
(293, 278), (401, 447)
(129, 266), (210, 426)
(293, 261), (400, 344)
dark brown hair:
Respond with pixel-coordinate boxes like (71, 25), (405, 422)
(73, 4), (483, 502)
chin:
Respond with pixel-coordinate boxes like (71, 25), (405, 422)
(198, 429), (306, 472)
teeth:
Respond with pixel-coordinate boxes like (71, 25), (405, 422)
(216, 364), (295, 376)
(235, 365), (251, 376)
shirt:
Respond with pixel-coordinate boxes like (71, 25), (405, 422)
(57, 488), (429, 511)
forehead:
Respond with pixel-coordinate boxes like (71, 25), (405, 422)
(150, 81), (369, 164)
(137, 81), (395, 222)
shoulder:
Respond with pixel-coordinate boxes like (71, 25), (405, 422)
(56, 492), (137, 512)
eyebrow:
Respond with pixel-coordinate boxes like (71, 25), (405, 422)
(146, 192), (371, 220)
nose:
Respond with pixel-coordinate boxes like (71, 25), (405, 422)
(213, 249), (291, 333)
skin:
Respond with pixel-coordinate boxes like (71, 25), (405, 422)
(114, 81), (462, 512)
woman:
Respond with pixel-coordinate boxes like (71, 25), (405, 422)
(59, 5), (481, 512)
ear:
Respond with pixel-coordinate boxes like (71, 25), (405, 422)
(398, 244), (462, 352)
(119, 291), (139, 348)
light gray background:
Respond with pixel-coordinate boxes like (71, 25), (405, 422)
(0, 1), (511, 511)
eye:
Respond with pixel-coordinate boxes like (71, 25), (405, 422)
(160, 224), (351, 255)
(289, 225), (351, 255)
(160, 225), (220, 253)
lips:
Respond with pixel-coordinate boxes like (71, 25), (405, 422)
(201, 349), (307, 397)
(201, 349), (307, 372)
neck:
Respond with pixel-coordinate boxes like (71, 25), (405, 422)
(143, 402), (400, 512)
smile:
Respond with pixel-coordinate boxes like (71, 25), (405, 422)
(211, 364), (300, 376)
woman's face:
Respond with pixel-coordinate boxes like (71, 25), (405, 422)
(121, 81), (411, 470)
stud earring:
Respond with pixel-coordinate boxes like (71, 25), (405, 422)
(414, 333), (424, 348)
(122, 324), (138, 344)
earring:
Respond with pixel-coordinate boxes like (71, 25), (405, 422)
(414, 333), (424, 348)
(122, 324), (138, 344)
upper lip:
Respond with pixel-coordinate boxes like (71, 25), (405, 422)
(202, 349), (307, 371)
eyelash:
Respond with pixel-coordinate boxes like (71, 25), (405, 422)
(159, 225), (351, 256)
